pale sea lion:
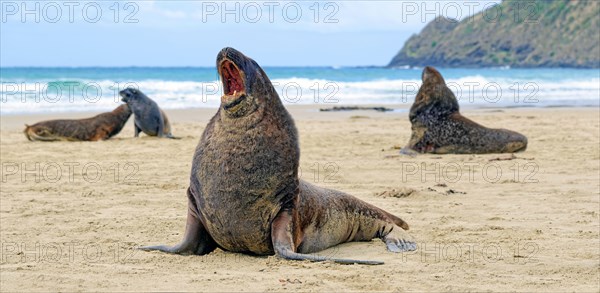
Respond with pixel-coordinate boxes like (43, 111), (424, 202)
(24, 104), (131, 142)
(140, 47), (415, 265)
(404, 66), (527, 154)
(119, 88), (177, 139)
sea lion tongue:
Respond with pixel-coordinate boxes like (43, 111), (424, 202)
(221, 60), (244, 95)
(218, 48), (252, 115)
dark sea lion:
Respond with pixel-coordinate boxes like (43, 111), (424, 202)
(140, 47), (415, 265)
(24, 104), (131, 142)
(404, 66), (528, 154)
(119, 88), (178, 139)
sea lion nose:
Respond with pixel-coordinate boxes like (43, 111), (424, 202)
(218, 47), (231, 59)
(421, 66), (438, 82)
(422, 66), (434, 76)
(218, 47), (241, 63)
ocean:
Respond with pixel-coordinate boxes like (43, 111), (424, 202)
(1, 67), (598, 115)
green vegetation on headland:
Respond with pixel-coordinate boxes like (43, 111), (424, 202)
(388, 0), (600, 68)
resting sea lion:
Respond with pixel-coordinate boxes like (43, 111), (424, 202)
(404, 66), (527, 154)
(119, 88), (177, 139)
(140, 47), (415, 265)
(24, 104), (131, 142)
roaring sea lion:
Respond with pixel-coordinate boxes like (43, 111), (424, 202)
(140, 47), (415, 265)
(404, 66), (528, 154)
(24, 104), (131, 142)
(119, 88), (177, 139)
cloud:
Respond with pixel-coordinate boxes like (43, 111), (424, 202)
(125, 1), (500, 33)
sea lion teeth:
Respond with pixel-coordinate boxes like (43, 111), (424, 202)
(24, 104), (132, 142)
(403, 66), (528, 154)
(139, 47), (415, 265)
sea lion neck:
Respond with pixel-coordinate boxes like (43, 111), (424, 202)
(409, 66), (459, 122)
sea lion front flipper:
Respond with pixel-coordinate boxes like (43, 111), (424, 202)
(139, 207), (217, 255)
(399, 147), (418, 157)
(165, 133), (181, 139)
(134, 123), (141, 137)
(271, 209), (384, 265)
(156, 113), (165, 137)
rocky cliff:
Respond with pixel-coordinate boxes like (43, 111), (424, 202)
(388, 0), (599, 68)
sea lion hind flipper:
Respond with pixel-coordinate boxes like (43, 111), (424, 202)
(139, 209), (217, 255)
(165, 133), (181, 139)
(271, 209), (384, 265)
(382, 211), (410, 231)
(383, 227), (417, 252)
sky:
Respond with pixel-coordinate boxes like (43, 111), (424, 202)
(0, 1), (500, 67)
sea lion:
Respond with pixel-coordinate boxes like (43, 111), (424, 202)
(24, 104), (131, 142)
(140, 47), (415, 265)
(403, 66), (528, 154)
(119, 88), (177, 139)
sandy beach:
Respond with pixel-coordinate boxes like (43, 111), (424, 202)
(1, 105), (598, 292)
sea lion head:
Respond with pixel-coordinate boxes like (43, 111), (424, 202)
(119, 87), (145, 103)
(24, 124), (59, 141)
(409, 66), (459, 122)
(421, 66), (445, 84)
(217, 47), (277, 119)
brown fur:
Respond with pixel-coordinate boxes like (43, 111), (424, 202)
(139, 48), (414, 265)
(24, 104), (132, 142)
(292, 181), (409, 254)
(405, 66), (528, 154)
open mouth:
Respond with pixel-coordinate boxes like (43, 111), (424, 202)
(119, 91), (129, 102)
(220, 59), (246, 108)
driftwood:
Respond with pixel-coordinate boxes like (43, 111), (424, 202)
(319, 106), (393, 112)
